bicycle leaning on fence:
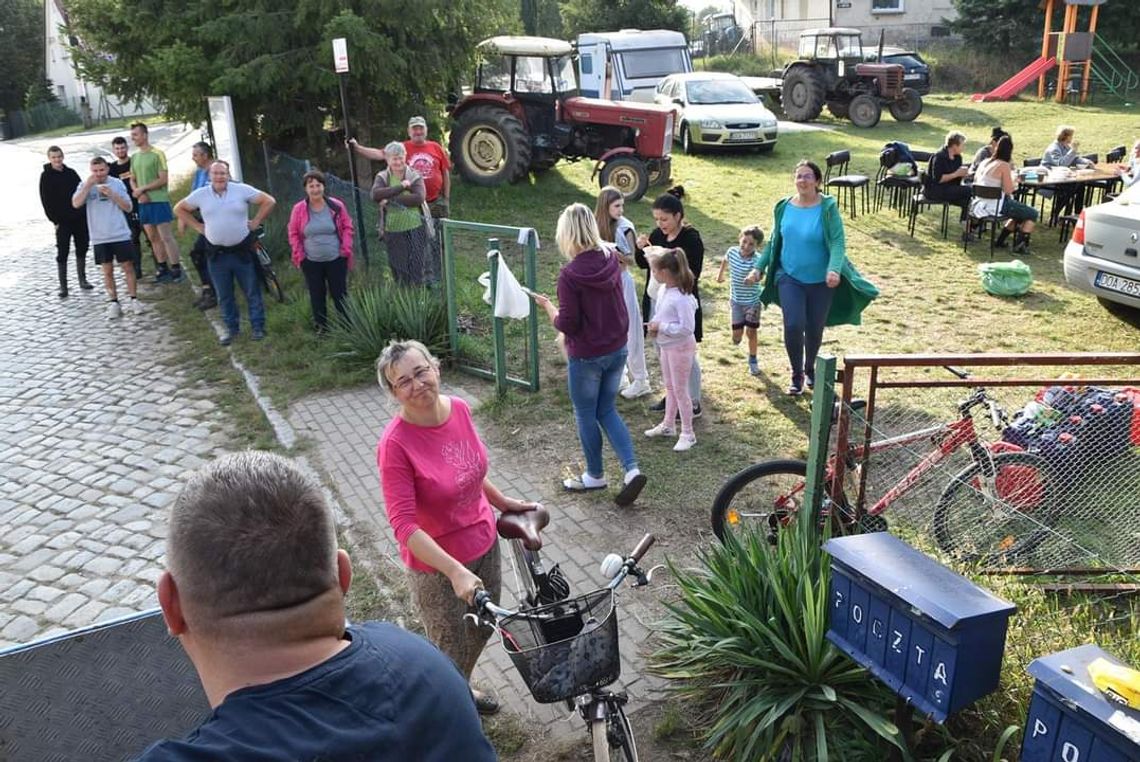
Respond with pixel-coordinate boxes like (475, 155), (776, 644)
(251, 226), (285, 304)
(467, 506), (660, 762)
(710, 366), (1057, 566)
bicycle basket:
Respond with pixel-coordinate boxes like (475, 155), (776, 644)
(498, 588), (620, 703)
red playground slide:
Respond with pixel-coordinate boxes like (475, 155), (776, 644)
(971, 56), (1057, 102)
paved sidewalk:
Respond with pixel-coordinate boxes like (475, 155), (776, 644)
(290, 382), (666, 734)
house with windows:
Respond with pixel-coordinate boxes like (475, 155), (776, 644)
(45, 0), (155, 123)
(735, 0), (958, 51)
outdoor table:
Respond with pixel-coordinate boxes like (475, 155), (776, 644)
(1017, 164), (1123, 225)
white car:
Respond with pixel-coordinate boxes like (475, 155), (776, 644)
(653, 72), (778, 155)
(1064, 181), (1140, 313)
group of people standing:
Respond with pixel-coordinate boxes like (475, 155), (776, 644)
(372, 159), (880, 720)
(38, 123), (185, 310)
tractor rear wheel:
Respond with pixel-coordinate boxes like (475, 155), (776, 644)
(449, 106), (532, 186)
(889, 88), (923, 122)
(848, 94), (882, 129)
(781, 66), (824, 122)
(600, 156), (650, 202)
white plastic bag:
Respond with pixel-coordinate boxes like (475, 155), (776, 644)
(478, 251), (531, 319)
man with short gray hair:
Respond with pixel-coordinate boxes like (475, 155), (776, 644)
(137, 451), (496, 761)
(174, 162), (275, 345)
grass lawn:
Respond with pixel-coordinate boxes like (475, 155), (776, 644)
(166, 93), (1140, 758)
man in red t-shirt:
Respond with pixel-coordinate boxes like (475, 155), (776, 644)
(350, 116), (451, 284)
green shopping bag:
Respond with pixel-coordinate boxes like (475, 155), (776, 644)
(978, 259), (1033, 297)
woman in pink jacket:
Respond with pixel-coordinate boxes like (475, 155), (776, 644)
(287, 170), (354, 333)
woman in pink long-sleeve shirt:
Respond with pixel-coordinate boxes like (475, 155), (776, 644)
(376, 339), (539, 715)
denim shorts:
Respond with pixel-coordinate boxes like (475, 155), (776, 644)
(731, 300), (761, 329)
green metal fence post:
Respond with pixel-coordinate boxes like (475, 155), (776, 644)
(525, 230), (540, 392)
(444, 222), (459, 359)
(801, 354), (837, 535)
(487, 238), (508, 396)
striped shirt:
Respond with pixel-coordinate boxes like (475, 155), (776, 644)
(725, 246), (761, 305)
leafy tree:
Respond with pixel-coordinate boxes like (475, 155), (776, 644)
(560, 0), (690, 39)
(62, 0), (517, 164)
(25, 77), (61, 108)
(696, 4), (720, 21)
(950, 0), (1140, 58)
(0, 0), (46, 113)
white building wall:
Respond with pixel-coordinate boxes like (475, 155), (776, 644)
(736, 0), (957, 51)
(45, 0), (157, 119)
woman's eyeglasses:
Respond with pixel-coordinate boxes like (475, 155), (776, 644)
(392, 367), (434, 392)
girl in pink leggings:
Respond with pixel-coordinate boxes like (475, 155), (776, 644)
(644, 248), (699, 452)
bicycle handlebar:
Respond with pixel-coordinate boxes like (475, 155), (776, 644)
(629, 534), (655, 564)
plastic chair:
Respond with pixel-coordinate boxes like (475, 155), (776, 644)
(824, 150), (870, 219)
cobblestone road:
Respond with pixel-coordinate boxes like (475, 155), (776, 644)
(0, 130), (231, 648)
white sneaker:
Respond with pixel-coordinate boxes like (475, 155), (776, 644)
(645, 423), (675, 438)
(621, 379), (652, 399)
(673, 434), (697, 452)
(106, 301), (122, 320)
(126, 298), (146, 315)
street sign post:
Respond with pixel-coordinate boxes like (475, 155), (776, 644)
(332, 37), (370, 265)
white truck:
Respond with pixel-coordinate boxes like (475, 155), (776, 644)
(576, 29), (692, 103)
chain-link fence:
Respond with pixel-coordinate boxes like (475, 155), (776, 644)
(258, 144), (439, 287)
(830, 354), (1140, 575)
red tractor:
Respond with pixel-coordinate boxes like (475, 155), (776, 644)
(448, 36), (674, 201)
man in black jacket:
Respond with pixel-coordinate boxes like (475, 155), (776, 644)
(925, 131), (973, 241)
(38, 146), (92, 297)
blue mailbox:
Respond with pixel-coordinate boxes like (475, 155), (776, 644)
(1022, 644), (1140, 761)
(823, 533), (1016, 722)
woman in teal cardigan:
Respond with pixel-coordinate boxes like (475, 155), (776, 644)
(753, 160), (879, 394)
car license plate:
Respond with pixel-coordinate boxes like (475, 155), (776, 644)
(904, 74), (922, 81)
(730, 131), (758, 141)
(1095, 271), (1140, 298)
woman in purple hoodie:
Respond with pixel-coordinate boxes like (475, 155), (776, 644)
(534, 204), (647, 507)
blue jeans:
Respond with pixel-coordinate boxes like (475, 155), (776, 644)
(777, 272), (835, 383)
(207, 249), (265, 335)
(567, 348), (638, 479)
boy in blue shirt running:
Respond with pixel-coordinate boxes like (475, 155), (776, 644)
(717, 226), (765, 376)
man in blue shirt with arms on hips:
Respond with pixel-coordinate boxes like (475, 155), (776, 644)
(136, 450), (498, 761)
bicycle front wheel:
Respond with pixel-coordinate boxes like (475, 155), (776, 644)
(255, 244), (286, 303)
(710, 459), (808, 543)
(589, 701), (638, 762)
(932, 450), (1054, 566)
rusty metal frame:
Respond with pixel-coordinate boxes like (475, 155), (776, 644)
(830, 352), (1140, 516)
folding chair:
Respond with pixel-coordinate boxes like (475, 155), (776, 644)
(824, 150), (870, 219)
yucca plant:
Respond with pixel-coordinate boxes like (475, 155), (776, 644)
(651, 521), (907, 761)
(327, 281), (448, 365)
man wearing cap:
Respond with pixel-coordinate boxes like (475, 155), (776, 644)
(350, 116), (451, 284)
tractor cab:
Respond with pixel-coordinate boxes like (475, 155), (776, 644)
(798, 28), (866, 79)
(474, 37), (579, 98)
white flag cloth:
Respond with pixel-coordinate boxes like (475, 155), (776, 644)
(478, 250), (531, 319)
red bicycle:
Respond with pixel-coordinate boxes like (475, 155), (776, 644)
(711, 368), (1056, 566)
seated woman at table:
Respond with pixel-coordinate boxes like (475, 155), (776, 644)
(969, 127), (1007, 174)
(1118, 140), (1140, 190)
(975, 136), (1038, 254)
(1041, 125), (1093, 169)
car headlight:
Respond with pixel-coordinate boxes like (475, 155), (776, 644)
(762, 119), (778, 129)
(698, 119), (722, 129)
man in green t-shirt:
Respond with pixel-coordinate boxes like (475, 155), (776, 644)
(130, 122), (184, 283)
